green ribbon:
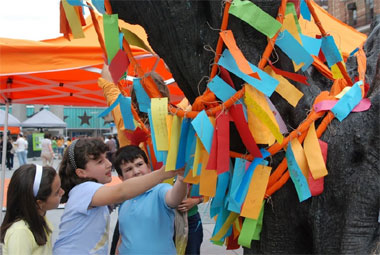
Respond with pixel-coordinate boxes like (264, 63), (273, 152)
(229, 0), (282, 39)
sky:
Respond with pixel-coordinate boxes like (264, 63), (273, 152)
(0, 0), (63, 40)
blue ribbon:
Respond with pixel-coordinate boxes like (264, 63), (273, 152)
(286, 144), (311, 202)
(176, 118), (191, 169)
(210, 171), (231, 218)
(300, 0), (311, 21)
(331, 81), (363, 121)
(98, 94), (135, 130)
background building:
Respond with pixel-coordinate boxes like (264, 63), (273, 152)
(2, 105), (112, 138)
(315, 0), (379, 34)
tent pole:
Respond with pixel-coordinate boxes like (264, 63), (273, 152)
(0, 102), (9, 222)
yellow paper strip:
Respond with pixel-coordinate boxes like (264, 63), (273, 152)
(166, 115), (182, 171)
(199, 149), (217, 197)
(247, 109), (275, 145)
(240, 165), (271, 219)
(233, 218), (241, 238)
(245, 88), (284, 144)
(304, 122), (328, 179)
(290, 138), (309, 178)
(264, 66), (304, 107)
(282, 13), (304, 71)
(166, 115), (173, 145)
(151, 97), (168, 151)
(293, 61), (304, 73)
(335, 86), (351, 99)
(192, 137), (202, 177)
(331, 51), (345, 79)
(210, 212), (239, 241)
(283, 13), (302, 44)
(331, 63), (343, 79)
(163, 177), (174, 185)
(62, 0), (84, 39)
(183, 169), (200, 184)
(245, 85), (276, 145)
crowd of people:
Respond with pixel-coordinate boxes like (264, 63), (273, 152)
(0, 133), (28, 171)
(0, 133), (118, 170)
(0, 67), (204, 255)
(1, 136), (202, 254)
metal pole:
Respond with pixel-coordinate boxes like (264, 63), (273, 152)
(0, 102), (10, 222)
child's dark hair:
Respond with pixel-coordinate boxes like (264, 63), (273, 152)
(1, 164), (57, 245)
(59, 138), (109, 203)
(131, 72), (169, 122)
(114, 145), (149, 177)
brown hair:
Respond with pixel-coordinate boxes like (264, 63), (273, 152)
(131, 71), (169, 123)
(113, 145), (149, 177)
(59, 138), (108, 203)
(1, 165), (57, 245)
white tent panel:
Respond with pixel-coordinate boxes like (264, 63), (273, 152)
(21, 109), (66, 128)
(0, 109), (21, 127)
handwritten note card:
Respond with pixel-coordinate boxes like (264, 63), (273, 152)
(151, 97), (169, 151)
(286, 142), (311, 202)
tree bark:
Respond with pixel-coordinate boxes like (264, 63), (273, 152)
(110, 1), (380, 253)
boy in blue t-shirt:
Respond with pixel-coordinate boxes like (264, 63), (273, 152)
(112, 145), (187, 254)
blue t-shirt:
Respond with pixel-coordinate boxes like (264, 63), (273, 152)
(53, 182), (110, 255)
(118, 183), (176, 254)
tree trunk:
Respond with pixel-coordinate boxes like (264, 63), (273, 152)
(110, 0), (380, 253)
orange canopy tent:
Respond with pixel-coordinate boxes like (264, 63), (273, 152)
(0, 15), (182, 106)
(0, 15), (184, 214)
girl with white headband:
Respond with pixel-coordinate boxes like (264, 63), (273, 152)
(1, 164), (64, 255)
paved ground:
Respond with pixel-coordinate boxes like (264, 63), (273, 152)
(1, 157), (243, 254)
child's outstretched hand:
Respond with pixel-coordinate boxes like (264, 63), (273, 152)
(101, 64), (112, 82)
(157, 165), (185, 180)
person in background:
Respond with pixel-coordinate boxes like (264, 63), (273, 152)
(64, 138), (72, 150)
(113, 135), (120, 150)
(0, 136), (14, 171)
(40, 133), (54, 167)
(51, 137), (58, 158)
(6, 137), (14, 170)
(177, 189), (204, 254)
(1, 164), (64, 254)
(15, 133), (28, 166)
(57, 137), (65, 159)
(105, 135), (116, 164)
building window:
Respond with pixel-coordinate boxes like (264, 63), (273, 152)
(366, 0), (374, 23)
(347, 2), (357, 26)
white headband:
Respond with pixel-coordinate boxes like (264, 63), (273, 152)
(33, 165), (43, 197)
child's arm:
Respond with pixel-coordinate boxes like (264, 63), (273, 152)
(98, 64), (130, 147)
(91, 166), (184, 207)
(177, 197), (203, 213)
(115, 237), (121, 255)
(165, 175), (187, 208)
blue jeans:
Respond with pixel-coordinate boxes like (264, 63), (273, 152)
(58, 147), (64, 156)
(17, 151), (27, 166)
(186, 212), (203, 255)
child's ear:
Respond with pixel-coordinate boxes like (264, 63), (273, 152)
(36, 199), (43, 208)
(36, 199), (45, 213)
(118, 175), (124, 182)
(75, 168), (87, 178)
